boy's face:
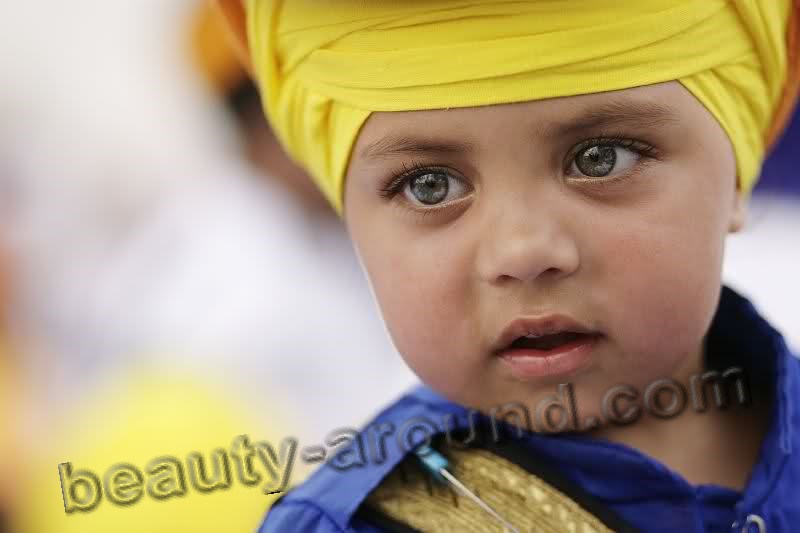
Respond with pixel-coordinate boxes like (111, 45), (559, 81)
(343, 81), (744, 422)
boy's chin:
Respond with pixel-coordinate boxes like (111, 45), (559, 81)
(440, 380), (643, 436)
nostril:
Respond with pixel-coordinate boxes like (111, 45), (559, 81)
(493, 267), (564, 286)
(495, 274), (515, 284)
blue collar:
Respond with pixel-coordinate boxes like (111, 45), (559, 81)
(706, 286), (795, 516)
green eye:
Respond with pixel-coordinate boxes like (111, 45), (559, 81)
(575, 145), (617, 177)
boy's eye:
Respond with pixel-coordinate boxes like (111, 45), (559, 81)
(569, 142), (644, 179)
(401, 171), (468, 206)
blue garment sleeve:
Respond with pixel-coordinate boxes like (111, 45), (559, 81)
(258, 502), (345, 533)
(258, 501), (388, 532)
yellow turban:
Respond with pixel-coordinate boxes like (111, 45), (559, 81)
(228, 0), (800, 215)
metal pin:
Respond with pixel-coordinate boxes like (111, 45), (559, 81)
(414, 445), (520, 533)
(438, 468), (520, 532)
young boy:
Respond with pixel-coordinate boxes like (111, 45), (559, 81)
(218, 1), (799, 531)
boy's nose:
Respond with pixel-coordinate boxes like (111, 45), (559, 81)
(476, 205), (580, 286)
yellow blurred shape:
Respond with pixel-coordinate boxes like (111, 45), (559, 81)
(14, 366), (287, 532)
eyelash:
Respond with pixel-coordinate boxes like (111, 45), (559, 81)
(377, 134), (661, 200)
(565, 135), (659, 172)
(377, 160), (458, 200)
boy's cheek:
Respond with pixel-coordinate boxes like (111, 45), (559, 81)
(375, 274), (474, 369)
(366, 269), (488, 398)
(594, 219), (724, 371)
(358, 231), (473, 339)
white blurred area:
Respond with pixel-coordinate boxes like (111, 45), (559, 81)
(724, 195), (800, 352)
(0, 1), (797, 449)
(0, 0), (416, 450)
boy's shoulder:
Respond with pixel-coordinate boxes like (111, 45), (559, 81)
(259, 384), (466, 532)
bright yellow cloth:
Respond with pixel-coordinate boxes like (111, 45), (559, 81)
(13, 367), (289, 532)
(243, 0), (798, 215)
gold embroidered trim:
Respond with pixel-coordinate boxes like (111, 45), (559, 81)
(365, 447), (616, 533)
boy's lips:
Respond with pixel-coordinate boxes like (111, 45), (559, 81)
(491, 314), (601, 379)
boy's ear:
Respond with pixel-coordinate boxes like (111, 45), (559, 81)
(215, 0), (254, 75)
(729, 185), (747, 233)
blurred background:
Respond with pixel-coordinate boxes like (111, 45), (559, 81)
(0, 2), (417, 531)
(0, 2), (797, 531)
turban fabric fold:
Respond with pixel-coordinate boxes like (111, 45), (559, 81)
(224, 0), (800, 215)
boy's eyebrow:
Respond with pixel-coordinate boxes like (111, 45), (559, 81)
(359, 135), (476, 160)
(550, 99), (679, 137)
(359, 100), (677, 160)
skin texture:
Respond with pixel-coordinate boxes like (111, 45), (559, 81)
(343, 81), (766, 488)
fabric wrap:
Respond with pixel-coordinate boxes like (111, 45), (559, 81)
(244, 0), (799, 215)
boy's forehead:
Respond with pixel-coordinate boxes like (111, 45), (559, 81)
(355, 82), (688, 160)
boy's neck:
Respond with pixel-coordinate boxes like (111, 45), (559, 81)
(588, 343), (773, 491)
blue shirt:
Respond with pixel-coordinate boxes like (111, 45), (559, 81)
(260, 287), (799, 532)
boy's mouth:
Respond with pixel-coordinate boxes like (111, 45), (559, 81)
(492, 315), (600, 379)
(508, 331), (590, 351)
